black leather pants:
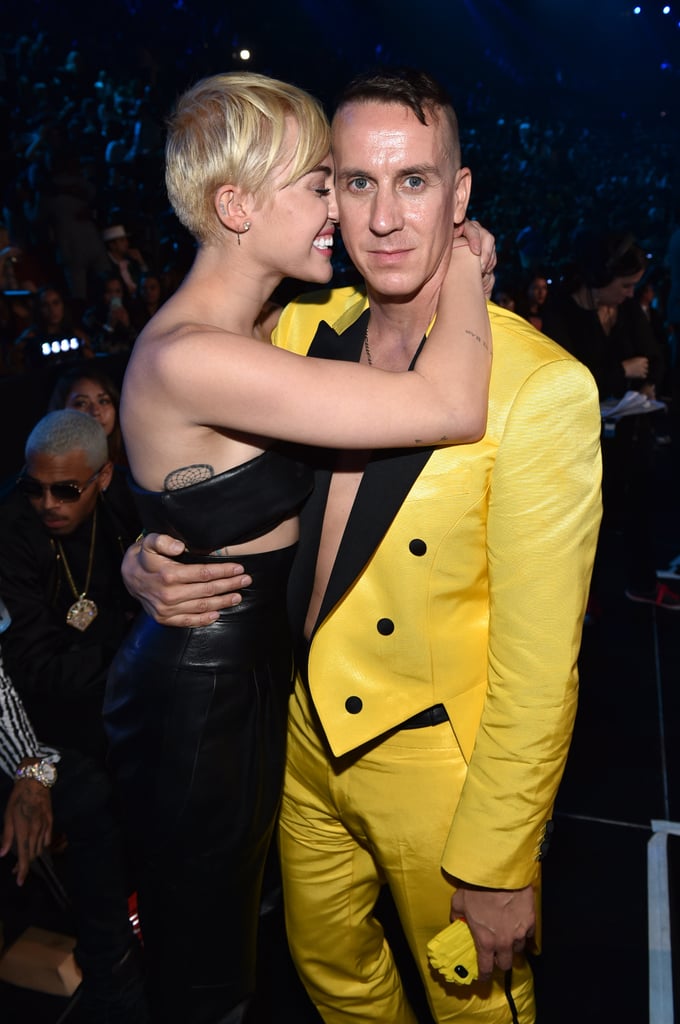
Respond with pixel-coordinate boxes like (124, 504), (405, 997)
(104, 545), (296, 1024)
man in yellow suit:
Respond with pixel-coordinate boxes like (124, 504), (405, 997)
(122, 70), (602, 1023)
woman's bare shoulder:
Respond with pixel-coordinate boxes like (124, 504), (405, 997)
(130, 312), (233, 375)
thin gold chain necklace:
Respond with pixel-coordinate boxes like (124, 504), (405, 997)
(56, 508), (99, 631)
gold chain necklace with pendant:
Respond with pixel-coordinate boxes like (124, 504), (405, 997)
(56, 508), (99, 631)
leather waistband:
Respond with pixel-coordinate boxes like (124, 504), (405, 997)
(398, 703), (448, 729)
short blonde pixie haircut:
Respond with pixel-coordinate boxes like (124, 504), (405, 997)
(165, 72), (331, 246)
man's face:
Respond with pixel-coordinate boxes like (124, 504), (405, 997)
(331, 101), (471, 301)
(23, 449), (111, 536)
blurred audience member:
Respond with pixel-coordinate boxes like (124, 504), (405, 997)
(516, 273), (549, 332)
(544, 232), (661, 399)
(0, 223), (42, 293)
(31, 152), (111, 301)
(543, 230), (677, 610)
(13, 285), (92, 373)
(83, 272), (136, 354)
(130, 271), (164, 332)
(48, 367), (127, 466)
(102, 225), (148, 299)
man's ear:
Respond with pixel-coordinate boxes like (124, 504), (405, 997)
(98, 461), (114, 493)
(452, 167), (472, 225)
(215, 186), (251, 233)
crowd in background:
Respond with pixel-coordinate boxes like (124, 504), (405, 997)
(0, 19), (679, 384)
(0, 13), (679, 1022)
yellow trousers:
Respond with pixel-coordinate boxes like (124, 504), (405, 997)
(279, 682), (536, 1023)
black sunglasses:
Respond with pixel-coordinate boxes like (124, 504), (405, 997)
(17, 466), (105, 504)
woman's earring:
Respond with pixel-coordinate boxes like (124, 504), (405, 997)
(238, 221), (251, 247)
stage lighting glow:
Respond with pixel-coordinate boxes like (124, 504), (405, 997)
(633, 6), (641, 13)
(239, 49), (251, 61)
(662, 5), (670, 14)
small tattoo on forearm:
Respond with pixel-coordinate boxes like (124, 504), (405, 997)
(465, 328), (489, 351)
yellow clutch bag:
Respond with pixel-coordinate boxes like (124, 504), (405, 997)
(426, 918), (478, 985)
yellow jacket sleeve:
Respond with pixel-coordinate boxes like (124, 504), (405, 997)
(442, 354), (602, 888)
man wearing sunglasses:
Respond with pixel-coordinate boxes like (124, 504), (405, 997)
(0, 410), (139, 765)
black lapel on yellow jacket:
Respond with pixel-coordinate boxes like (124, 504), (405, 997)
(287, 311), (436, 638)
(286, 313), (367, 644)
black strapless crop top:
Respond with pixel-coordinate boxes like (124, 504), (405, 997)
(129, 448), (313, 554)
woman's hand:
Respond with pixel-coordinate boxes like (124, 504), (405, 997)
(623, 356), (649, 379)
(455, 219), (497, 297)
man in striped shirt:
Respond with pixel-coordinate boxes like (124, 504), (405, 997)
(0, 643), (148, 1023)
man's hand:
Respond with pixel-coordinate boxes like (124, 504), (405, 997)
(0, 779), (53, 886)
(122, 533), (251, 627)
(450, 883), (535, 981)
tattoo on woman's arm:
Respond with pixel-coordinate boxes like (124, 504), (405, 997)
(465, 328), (490, 351)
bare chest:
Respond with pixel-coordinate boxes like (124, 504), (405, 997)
(304, 450), (369, 637)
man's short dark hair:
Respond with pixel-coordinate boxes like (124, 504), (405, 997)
(334, 68), (461, 168)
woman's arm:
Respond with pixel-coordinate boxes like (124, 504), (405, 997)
(138, 244), (492, 452)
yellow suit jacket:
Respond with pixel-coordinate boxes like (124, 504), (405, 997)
(274, 287), (602, 890)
